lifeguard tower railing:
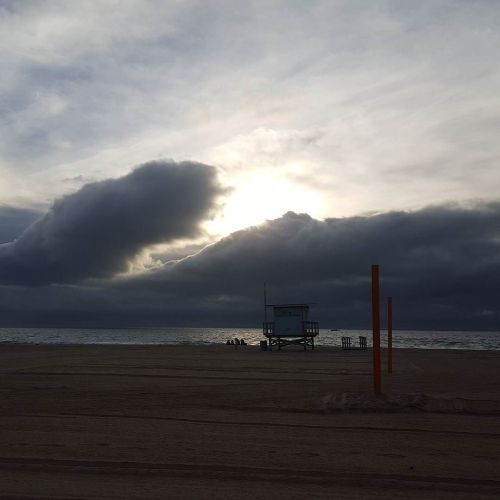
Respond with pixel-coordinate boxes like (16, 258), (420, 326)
(263, 321), (319, 336)
(263, 304), (319, 350)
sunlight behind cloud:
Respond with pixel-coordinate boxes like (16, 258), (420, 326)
(205, 172), (322, 235)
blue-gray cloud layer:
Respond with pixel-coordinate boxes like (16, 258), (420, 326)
(0, 160), (223, 284)
(0, 206), (41, 243)
(0, 201), (499, 330)
(120, 204), (500, 329)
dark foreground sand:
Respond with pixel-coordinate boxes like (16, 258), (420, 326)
(0, 344), (499, 499)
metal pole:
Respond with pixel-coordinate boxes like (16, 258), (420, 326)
(387, 296), (393, 374)
(264, 282), (267, 322)
(371, 265), (382, 394)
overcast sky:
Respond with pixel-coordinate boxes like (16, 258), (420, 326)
(1, 1), (499, 329)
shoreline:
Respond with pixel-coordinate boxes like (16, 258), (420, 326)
(1, 341), (499, 351)
(1, 327), (499, 352)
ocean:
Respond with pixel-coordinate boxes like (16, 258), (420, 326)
(0, 327), (499, 350)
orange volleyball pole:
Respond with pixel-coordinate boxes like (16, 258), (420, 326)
(371, 265), (382, 394)
(387, 296), (393, 374)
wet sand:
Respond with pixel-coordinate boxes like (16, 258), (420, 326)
(0, 344), (499, 499)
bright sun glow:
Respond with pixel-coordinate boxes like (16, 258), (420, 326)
(205, 172), (322, 236)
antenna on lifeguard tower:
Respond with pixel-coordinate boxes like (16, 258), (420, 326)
(264, 282), (267, 322)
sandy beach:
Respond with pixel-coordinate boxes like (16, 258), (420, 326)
(0, 344), (499, 499)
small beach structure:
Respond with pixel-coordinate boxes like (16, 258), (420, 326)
(341, 336), (368, 350)
(263, 304), (319, 350)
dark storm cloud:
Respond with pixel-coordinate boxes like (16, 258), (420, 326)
(153, 204), (500, 287)
(118, 203), (500, 330)
(0, 205), (41, 243)
(0, 161), (224, 285)
(0, 202), (499, 330)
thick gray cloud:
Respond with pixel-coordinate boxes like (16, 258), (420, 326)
(116, 203), (499, 329)
(0, 160), (224, 285)
(183, 204), (500, 284)
(0, 205), (41, 243)
(1, 201), (498, 330)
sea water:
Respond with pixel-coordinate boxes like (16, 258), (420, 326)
(0, 327), (499, 350)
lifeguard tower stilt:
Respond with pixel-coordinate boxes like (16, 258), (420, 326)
(263, 304), (319, 351)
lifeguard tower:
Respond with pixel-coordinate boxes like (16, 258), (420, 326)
(263, 304), (319, 350)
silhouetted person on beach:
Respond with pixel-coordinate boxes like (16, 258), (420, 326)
(240, 339), (246, 346)
(234, 338), (241, 345)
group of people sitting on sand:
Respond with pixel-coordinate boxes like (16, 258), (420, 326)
(226, 338), (246, 346)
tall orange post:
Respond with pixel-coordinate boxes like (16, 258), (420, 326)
(371, 265), (382, 394)
(387, 296), (393, 374)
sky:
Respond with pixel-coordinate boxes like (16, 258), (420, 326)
(0, 0), (499, 329)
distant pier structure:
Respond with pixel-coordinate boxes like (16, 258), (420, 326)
(263, 304), (319, 350)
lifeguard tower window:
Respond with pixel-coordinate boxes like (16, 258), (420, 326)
(263, 304), (319, 351)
